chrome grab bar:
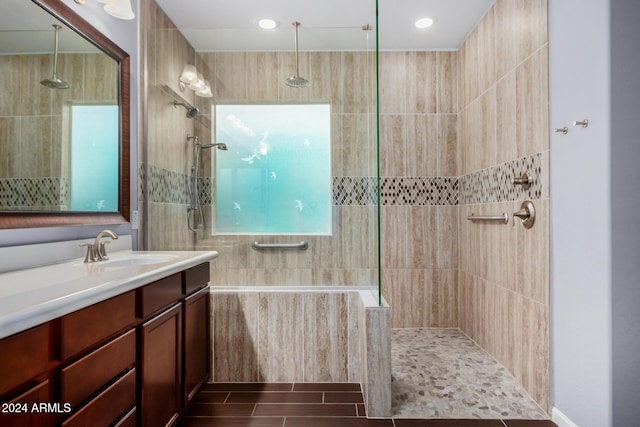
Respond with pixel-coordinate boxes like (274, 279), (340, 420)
(251, 241), (309, 251)
(466, 213), (509, 224)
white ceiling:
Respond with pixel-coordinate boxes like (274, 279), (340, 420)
(0, 0), (98, 54)
(0, 0), (495, 54)
(154, 0), (495, 52)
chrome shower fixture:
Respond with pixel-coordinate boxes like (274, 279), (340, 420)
(173, 101), (199, 118)
(285, 22), (310, 88)
(40, 24), (70, 90)
(200, 142), (228, 151)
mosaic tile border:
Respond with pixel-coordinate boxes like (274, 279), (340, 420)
(333, 176), (378, 205)
(459, 153), (543, 205)
(0, 177), (68, 209)
(333, 176), (459, 206)
(380, 176), (459, 206)
(143, 153), (543, 208)
(146, 165), (190, 204)
(143, 164), (213, 206)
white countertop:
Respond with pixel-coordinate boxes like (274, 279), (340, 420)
(0, 249), (218, 339)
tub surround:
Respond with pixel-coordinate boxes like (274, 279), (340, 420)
(210, 287), (392, 417)
(0, 245), (217, 339)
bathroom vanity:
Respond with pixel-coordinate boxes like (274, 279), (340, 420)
(0, 250), (217, 427)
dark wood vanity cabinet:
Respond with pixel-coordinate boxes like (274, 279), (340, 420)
(137, 263), (210, 427)
(59, 292), (137, 427)
(139, 303), (183, 427)
(0, 262), (211, 427)
(183, 285), (210, 408)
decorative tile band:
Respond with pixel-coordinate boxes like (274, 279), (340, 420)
(459, 153), (543, 205)
(380, 176), (459, 206)
(147, 165), (190, 204)
(144, 153), (543, 208)
(144, 164), (211, 205)
(0, 177), (68, 209)
(333, 177), (378, 205)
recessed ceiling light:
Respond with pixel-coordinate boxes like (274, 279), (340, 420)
(257, 18), (279, 30)
(415, 17), (435, 29)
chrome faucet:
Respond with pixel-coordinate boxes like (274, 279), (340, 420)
(80, 230), (119, 263)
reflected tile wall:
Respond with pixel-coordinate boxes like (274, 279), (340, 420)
(0, 52), (117, 208)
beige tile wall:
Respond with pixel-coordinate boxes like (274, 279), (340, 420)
(379, 51), (459, 329)
(0, 53), (117, 180)
(140, 0), (199, 250)
(211, 291), (359, 382)
(193, 51), (379, 287)
(457, 0), (550, 412)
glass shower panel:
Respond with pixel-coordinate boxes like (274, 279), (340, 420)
(141, 1), (381, 303)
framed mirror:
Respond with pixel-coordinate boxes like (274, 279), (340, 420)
(0, 0), (130, 229)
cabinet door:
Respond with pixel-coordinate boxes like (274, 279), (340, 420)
(1, 380), (49, 427)
(139, 303), (182, 427)
(183, 286), (210, 408)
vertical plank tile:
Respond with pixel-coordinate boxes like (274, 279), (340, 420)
(258, 293), (304, 382)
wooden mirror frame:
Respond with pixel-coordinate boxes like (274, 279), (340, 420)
(0, 0), (130, 229)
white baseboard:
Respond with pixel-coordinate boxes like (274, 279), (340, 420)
(552, 407), (579, 427)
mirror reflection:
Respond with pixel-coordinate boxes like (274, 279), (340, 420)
(0, 0), (119, 213)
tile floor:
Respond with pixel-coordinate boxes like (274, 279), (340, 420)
(392, 328), (547, 419)
(177, 383), (557, 427)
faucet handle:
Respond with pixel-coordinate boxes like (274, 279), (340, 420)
(98, 241), (111, 260)
(79, 243), (95, 263)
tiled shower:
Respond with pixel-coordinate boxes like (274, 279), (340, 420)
(139, 0), (550, 418)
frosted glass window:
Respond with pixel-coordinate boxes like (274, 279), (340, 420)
(70, 105), (118, 211)
(214, 104), (332, 235)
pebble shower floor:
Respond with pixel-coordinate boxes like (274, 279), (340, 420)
(391, 328), (547, 419)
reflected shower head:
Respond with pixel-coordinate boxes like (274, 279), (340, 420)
(173, 101), (199, 118)
(41, 24), (69, 90)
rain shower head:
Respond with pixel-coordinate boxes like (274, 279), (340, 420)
(285, 75), (311, 88)
(41, 24), (69, 90)
(173, 101), (199, 118)
(285, 22), (310, 88)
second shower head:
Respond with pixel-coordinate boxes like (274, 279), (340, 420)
(173, 101), (199, 118)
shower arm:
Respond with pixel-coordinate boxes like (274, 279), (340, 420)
(293, 21), (301, 76)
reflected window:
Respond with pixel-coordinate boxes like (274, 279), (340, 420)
(214, 104), (332, 235)
(70, 104), (118, 211)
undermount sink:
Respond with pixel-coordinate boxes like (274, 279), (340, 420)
(99, 253), (180, 268)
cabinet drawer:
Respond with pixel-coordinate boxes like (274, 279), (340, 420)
(183, 262), (210, 295)
(61, 329), (135, 407)
(60, 292), (135, 361)
(0, 324), (49, 397)
(136, 273), (182, 319)
(114, 407), (136, 427)
(1, 380), (49, 427)
(61, 368), (135, 427)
